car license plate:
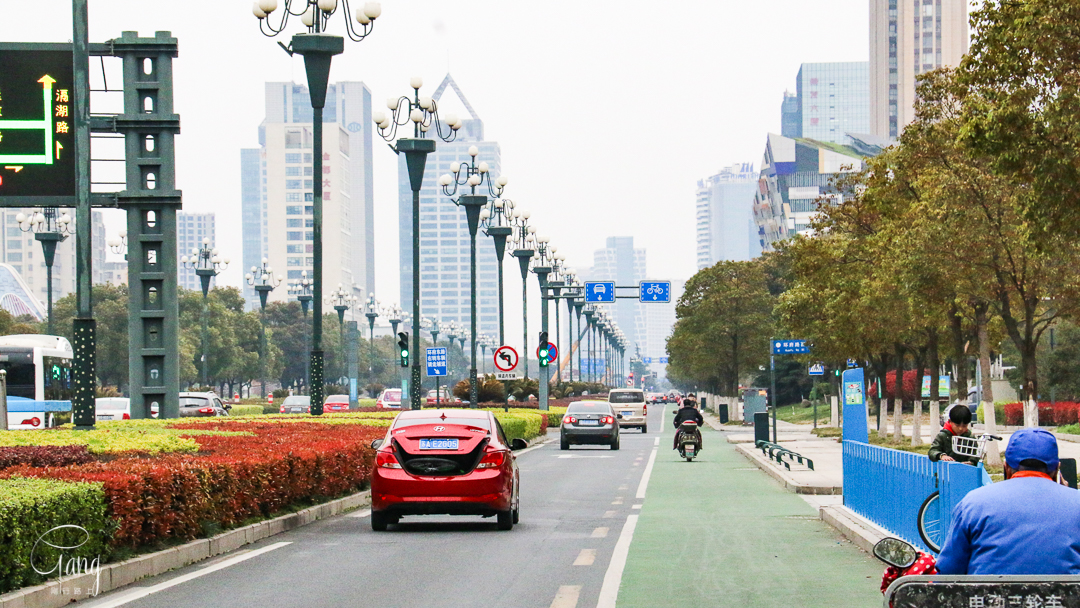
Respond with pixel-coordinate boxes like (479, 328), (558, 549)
(419, 438), (459, 450)
(291, 408), (301, 412)
(621, 411), (633, 417)
(579, 419), (599, 426)
(685, 446), (695, 455)
(96, 415), (112, 421)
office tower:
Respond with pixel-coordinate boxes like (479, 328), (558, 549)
(176, 212), (216, 292)
(398, 74), (499, 337)
(101, 260), (128, 286)
(752, 133), (884, 251)
(588, 237), (646, 352)
(870, 0), (968, 139)
(642, 279), (684, 381)
(695, 163), (759, 269)
(781, 91), (801, 138)
(0, 208), (105, 311)
(241, 81), (375, 310)
(795, 62), (869, 144)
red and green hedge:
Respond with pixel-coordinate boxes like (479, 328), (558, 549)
(1002, 402), (1079, 426)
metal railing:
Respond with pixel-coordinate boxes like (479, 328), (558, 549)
(843, 440), (991, 552)
(755, 440), (815, 471)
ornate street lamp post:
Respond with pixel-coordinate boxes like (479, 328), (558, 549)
(181, 239), (229, 388)
(288, 271), (313, 394)
(254, 0), (381, 415)
(246, 259), (282, 398)
(363, 293), (379, 403)
(545, 258), (567, 382)
(439, 148), (507, 408)
(327, 284), (358, 388)
(17, 209), (74, 336)
(510, 215), (534, 383)
(481, 198), (515, 347)
(373, 79), (462, 410)
(530, 236), (554, 411)
(573, 296), (585, 383)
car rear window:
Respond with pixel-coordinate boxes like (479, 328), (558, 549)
(609, 391), (645, 403)
(95, 399), (128, 411)
(566, 402), (612, 414)
(179, 397), (210, 408)
(383, 390), (401, 399)
(282, 396), (311, 406)
(394, 417), (490, 431)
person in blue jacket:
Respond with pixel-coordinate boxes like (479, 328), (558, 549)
(936, 428), (1080, 575)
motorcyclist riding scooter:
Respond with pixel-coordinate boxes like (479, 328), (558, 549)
(673, 394), (704, 460)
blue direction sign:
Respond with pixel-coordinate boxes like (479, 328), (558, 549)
(643, 357), (652, 364)
(808, 363), (825, 376)
(585, 282), (615, 303)
(772, 339), (810, 355)
(659, 357), (668, 364)
(426, 347), (447, 377)
(639, 281), (671, 302)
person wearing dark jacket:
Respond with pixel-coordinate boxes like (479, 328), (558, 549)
(673, 396), (704, 450)
(928, 404), (978, 465)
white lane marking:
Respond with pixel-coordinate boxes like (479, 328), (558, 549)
(514, 437), (553, 458)
(597, 514), (639, 608)
(573, 548), (596, 566)
(603, 510), (617, 518)
(653, 437), (659, 446)
(557, 454), (614, 459)
(550, 585), (582, 608)
(631, 504), (642, 510)
(612, 498), (623, 505)
(87, 542), (292, 608)
(347, 508), (371, 518)
(618, 484), (629, 491)
(636, 447), (658, 500)
(592, 527), (609, 538)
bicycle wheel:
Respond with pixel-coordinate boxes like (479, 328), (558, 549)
(917, 491), (943, 553)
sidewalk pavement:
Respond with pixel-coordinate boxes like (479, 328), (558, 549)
(616, 413), (884, 608)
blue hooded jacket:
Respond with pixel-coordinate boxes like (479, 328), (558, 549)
(937, 477), (1080, 575)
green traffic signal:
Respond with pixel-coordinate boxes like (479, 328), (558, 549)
(397, 332), (410, 367)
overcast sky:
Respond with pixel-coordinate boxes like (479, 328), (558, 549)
(6, 0), (868, 341)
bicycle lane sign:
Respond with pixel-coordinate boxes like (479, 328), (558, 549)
(638, 281), (670, 302)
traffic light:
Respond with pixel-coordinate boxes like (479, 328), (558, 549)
(397, 332), (410, 367)
(538, 331), (549, 367)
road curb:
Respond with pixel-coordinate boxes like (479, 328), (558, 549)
(0, 489), (371, 608)
(819, 505), (888, 555)
(735, 444), (843, 495)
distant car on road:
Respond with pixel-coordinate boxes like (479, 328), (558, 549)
(561, 401), (620, 450)
(369, 408), (524, 531)
(178, 392), (230, 417)
(279, 395), (311, 414)
(608, 388), (648, 432)
(646, 392), (666, 405)
(323, 394), (350, 412)
(426, 387), (462, 407)
(95, 397), (160, 421)
(376, 389), (402, 410)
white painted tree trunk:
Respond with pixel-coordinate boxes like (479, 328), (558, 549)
(830, 395), (839, 428)
(1024, 398), (1039, 428)
(912, 399), (923, 446)
(892, 395), (903, 441)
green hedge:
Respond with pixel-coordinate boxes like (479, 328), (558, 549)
(0, 478), (114, 593)
(976, 402), (1007, 425)
(229, 405), (264, 417)
(492, 413), (543, 442)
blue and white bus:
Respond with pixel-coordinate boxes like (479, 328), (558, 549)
(0, 334), (73, 429)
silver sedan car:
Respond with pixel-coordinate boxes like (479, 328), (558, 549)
(560, 401), (620, 450)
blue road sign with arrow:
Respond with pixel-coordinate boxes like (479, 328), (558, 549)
(585, 282), (615, 303)
(639, 281), (671, 302)
(426, 347), (447, 377)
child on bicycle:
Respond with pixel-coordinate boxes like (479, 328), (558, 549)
(929, 405), (979, 465)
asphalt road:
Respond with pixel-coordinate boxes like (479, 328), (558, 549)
(78, 407), (665, 608)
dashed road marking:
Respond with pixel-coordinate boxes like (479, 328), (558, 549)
(550, 585), (582, 608)
(574, 549), (596, 566)
(612, 498), (623, 505)
(636, 447), (659, 499)
(603, 510), (617, 518)
(592, 527), (609, 538)
(597, 514), (639, 608)
(618, 484), (629, 490)
(654, 437), (659, 446)
(631, 504), (642, 509)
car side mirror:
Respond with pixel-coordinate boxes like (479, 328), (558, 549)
(371, 439), (383, 450)
(511, 438), (528, 451)
(616, 414), (623, 420)
(873, 538), (918, 569)
(224, 404), (232, 410)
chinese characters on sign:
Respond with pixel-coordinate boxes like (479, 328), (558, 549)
(425, 347), (447, 377)
(771, 339), (810, 355)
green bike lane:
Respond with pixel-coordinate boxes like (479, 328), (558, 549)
(615, 419), (883, 608)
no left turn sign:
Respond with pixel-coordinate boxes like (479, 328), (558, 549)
(494, 345), (519, 372)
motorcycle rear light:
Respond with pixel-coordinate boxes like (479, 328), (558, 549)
(122, 413), (131, 420)
(562, 416), (576, 424)
(476, 450), (505, 469)
(376, 451), (402, 469)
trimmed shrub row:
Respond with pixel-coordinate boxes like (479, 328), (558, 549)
(1000, 402), (1079, 426)
(0, 445), (94, 470)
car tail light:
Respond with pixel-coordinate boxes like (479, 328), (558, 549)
(280, 406), (286, 413)
(562, 416), (576, 424)
(198, 407), (214, 414)
(122, 413), (131, 420)
(601, 415), (614, 424)
(21, 417), (41, 427)
(643, 404), (647, 414)
(476, 450), (505, 469)
(376, 451), (402, 469)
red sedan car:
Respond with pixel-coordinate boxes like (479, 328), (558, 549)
(369, 409), (524, 531)
(323, 394), (350, 412)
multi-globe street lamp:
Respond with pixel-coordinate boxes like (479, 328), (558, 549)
(439, 147), (507, 409)
(253, 0), (381, 416)
(327, 284), (359, 387)
(373, 78), (462, 409)
(246, 259), (282, 398)
(363, 293), (379, 399)
(573, 296), (585, 383)
(482, 198), (515, 347)
(181, 239), (230, 388)
(17, 209), (73, 336)
(510, 215), (535, 383)
(545, 257), (568, 382)
(529, 235), (555, 411)
(288, 271), (314, 394)
(583, 305), (596, 384)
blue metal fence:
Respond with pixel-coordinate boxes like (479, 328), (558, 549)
(843, 440), (991, 553)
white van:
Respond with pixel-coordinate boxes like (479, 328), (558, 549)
(608, 388), (648, 433)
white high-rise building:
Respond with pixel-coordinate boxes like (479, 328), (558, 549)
(177, 212), (215, 292)
(869, 0), (968, 139)
(398, 75), (499, 337)
(241, 81), (374, 310)
(695, 163), (760, 269)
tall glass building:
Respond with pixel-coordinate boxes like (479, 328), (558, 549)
(795, 62), (869, 144)
(695, 163), (759, 268)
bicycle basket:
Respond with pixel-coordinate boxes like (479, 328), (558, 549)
(951, 435), (981, 458)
